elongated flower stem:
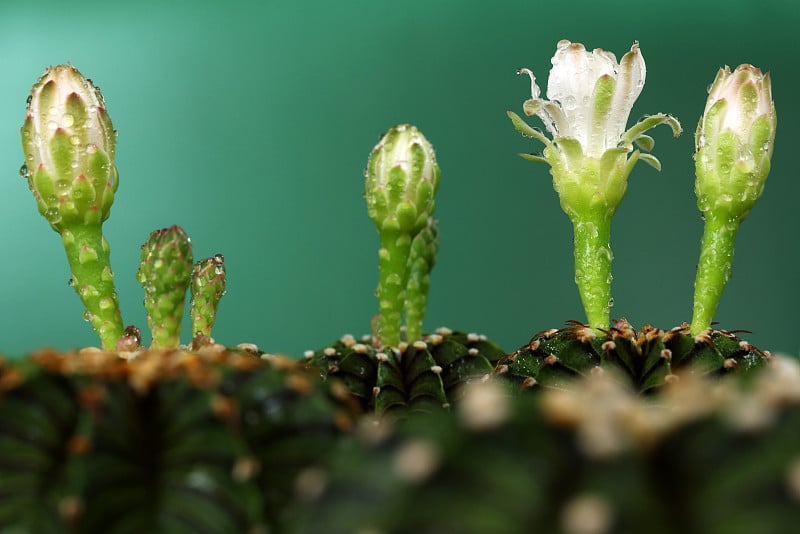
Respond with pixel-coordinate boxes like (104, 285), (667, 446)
(691, 213), (738, 335)
(62, 224), (123, 350)
(376, 230), (413, 348)
(404, 219), (438, 344)
(572, 213), (613, 331)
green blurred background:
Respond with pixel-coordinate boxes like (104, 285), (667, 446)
(1, 0), (797, 358)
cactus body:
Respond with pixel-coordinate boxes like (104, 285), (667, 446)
(495, 320), (769, 394)
(306, 329), (505, 415)
(0, 347), (356, 532)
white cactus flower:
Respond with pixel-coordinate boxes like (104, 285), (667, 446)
(509, 40), (681, 218)
(508, 40), (681, 331)
(519, 40), (646, 158)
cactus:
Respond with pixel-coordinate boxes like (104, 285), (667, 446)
(190, 254), (227, 341)
(20, 65), (123, 350)
(136, 226), (193, 348)
(494, 320), (769, 394)
(509, 41), (681, 331)
(691, 65), (776, 334)
(291, 359), (800, 534)
(0, 346), (358, 532)
(365, 124), (440, 348)
(306, 329), (505, 415)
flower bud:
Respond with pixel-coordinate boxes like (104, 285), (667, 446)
(365, 124), (440, 235)
(20, 64), (118, 231)
(695, 64), (776, 219)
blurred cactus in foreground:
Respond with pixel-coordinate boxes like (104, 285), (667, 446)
(691, 64), (776, 335)
(365, 124), (440, 348)
(136, 226), (193, 348)
(20, 64), (123, 349)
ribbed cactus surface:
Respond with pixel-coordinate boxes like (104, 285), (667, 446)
(306, 328), (506, 415)
(0, 348), (356, 533)
(495, 320), (769, 394)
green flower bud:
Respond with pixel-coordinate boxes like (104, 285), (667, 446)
(690, 64), (777, 335)
(364, 124), (440, 348)
(19, 64), (123, 350)
(695, 64), (776, 220)
(137, 226), (194, 348)
(21, 64), (118, 231)
(365, 124), (440, 235)
(190, 254), (227, 340)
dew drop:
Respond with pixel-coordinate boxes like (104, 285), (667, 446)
(68, 276), (75, 287)
(607, 297), (615, 308)
(44, 207), (60, 222)
(563, 95), (577, 111)
(70, 135), (81, 145)
(25, 95), (32, 109)
(83, 310), (92, 322)
(62, 113), (74, 127)
(19, 163), (29, 178)
(86, 144), (97, 154)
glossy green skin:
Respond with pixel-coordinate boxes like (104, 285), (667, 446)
(20, 65), (123, 349)
(137, 226), (193, 348)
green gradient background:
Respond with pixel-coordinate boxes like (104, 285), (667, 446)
(1, 0), (798, 358)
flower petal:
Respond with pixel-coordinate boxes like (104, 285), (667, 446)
(606, 42), (646, 147)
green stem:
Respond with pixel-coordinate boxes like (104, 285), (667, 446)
(571, 213), (613, 331)
(691, 213), (739, 335)
(61, 224), (124, 350)
(376, 230), (413, 348)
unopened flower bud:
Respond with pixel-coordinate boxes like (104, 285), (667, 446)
(365, 124), (440, 235)
(695, 64), (776, 219)
(21, 64), (118, 231)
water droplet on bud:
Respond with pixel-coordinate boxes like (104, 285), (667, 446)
(62, 113), (74, 127)
(25, 95), (32, 109)
(44, 207), (60, 222)
(19, 163), (29, 178)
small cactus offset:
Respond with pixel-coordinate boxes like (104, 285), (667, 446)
(20, 65), (123, 350)
(136, 225), (193, 348)
(190, 254), (227, 341)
